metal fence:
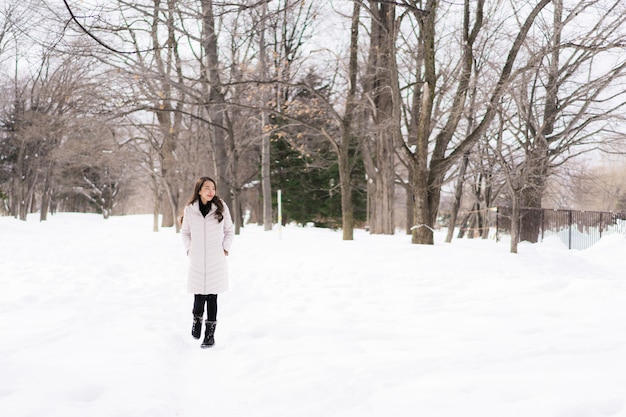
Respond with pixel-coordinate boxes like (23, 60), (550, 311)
(495, 207), (626, 250)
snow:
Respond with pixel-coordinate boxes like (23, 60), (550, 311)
(2, 213), (626, 417)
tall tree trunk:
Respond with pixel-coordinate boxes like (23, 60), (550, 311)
(510, 193), (520, 254)
(161, 177), (178, 230)
(364, 1), (397, 234)
(16, 139), (38, 221)
(40, 160), (54, 222)
(446, 151), (470, 242)
(159, 131), (177, 229)
(518, 0), (560, 243)
(411, 0), (437, 245)
(229, 128), (242, 234)
(151, 174), (161, 232)
(258, 3), (273, 231)
(201, 0), (232, 209)
(519, 153), (549, 242)
(405, 178), (414, 235)
(151, 0), (183, 229)
(336, 0), (361, 241)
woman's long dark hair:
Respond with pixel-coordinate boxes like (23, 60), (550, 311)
(180, 177), (224, 223)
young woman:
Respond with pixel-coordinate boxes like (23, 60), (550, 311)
(181, 177), (234, 348)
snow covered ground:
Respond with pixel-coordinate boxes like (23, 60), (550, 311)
(1, 213), (626, 417)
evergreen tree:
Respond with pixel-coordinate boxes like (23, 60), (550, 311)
(270, 133), (366, 228)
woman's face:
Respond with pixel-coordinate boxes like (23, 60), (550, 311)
(198, 180), (216, 203)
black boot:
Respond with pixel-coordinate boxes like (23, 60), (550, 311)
(191, 316), (202, 339)
(201, 321), (216, 348)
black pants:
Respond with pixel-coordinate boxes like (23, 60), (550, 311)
(193, 294), (218, 321)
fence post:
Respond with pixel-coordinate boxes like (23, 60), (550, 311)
(495, 206), (499, 241)
(277, 189), (282, 240)
(568, 210), (573, 250)
(599, 212), (603, 239)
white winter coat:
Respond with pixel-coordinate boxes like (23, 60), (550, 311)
(181, 200), (234, 294)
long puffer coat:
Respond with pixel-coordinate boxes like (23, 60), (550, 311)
(181, 200), (234, 294)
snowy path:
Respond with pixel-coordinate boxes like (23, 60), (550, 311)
(2, 214), (626, 416)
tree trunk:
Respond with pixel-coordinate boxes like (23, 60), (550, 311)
(149, 0), (182, 229)
(229, 131), (242, 235)
(153, 187), (160, 232)
(261, 113), (272, 231)
(518, 0), (560, 243)
(201, 0), (232, 210)
(363, 1), (397, 235)
(159, 132), (177, 229)
(510, 195), (520, 253)
(40, 160), (54, 222)
(336, 0), (361, 241)
(405, 180), (414, 235)
(161, 178), (179, 231)
(257, 2), (273, 231)
(410, 0), (437, 244)
(446, 151), (470, 242)
(519, 161), (548, 243)
(412, 164), (433, 244)
(338, 155), (354, 240)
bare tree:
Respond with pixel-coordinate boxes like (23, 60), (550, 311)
(0, 45), (110, 220)
(500, 0), (626, 243)
(256, 1), (273, 231)
(390, 0), (552, 244)
(336, 0), (361, 240)
(360, 1), (400, 235)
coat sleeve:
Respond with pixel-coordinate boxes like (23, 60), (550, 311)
(222, 202), (234, 252)
(181, 205), (191, 254)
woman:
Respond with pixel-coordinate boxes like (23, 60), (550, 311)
(181, 176), (234, 348)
